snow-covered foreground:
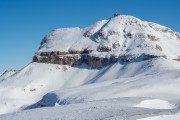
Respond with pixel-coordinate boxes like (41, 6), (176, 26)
(0, 99), (179, 120)
(138, 112), (180, 120)
(0, 58), (180, 119)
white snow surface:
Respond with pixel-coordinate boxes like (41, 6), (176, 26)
(0, 15), (180, 120)
(0, 100), (179, 120)
(138, 112), (180, 120)
(135, 99), (174, 109)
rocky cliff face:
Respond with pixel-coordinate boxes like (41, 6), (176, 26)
(33, 14), (180, 67)
(33, 51), (119, 67)
(33, 50), (159, 68)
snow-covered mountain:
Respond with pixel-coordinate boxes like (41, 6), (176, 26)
(0, 14), (180, 120)
(33, 14), (180, 67)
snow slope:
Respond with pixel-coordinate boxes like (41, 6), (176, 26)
(0, 58), (180, 118)
(0, 14), (180, 120)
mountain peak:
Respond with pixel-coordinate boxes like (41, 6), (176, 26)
(33, 14), (180, 67)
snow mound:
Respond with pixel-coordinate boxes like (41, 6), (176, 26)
(138, 112), (180, 120)
(135, 99), (174, 109)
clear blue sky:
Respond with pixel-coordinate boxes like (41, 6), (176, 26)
(0, 0), (180, 72)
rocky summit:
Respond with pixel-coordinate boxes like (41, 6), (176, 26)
(33, 14), (180, 67)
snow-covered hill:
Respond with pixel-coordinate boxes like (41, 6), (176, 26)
(0, 14), (180, 120)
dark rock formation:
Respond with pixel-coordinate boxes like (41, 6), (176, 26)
(175, 33), (180, 39)
(112, 42), (120, 49)
(173, 56), (180, 62)
(33, 52), (118, 68)
(33, 50), (159, 68)
(147, 34), (158, 41)
(155, 44), (163, 51)
(127, 33), (133, 38)
(113, 13), (120, 17)
(97, 46), (112, 52)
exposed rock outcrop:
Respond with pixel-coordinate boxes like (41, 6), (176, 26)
(33, 51), (119, 67)
(97, 45), (112, 52)
(33, 50), (160, 68)
(175, 33), (180, 39)
(173, 56), (180, 62)
(147, 34), (158, 41)
(155, 44), (163, 51)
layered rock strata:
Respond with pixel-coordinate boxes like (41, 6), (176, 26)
(33, 51), (158, 67)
